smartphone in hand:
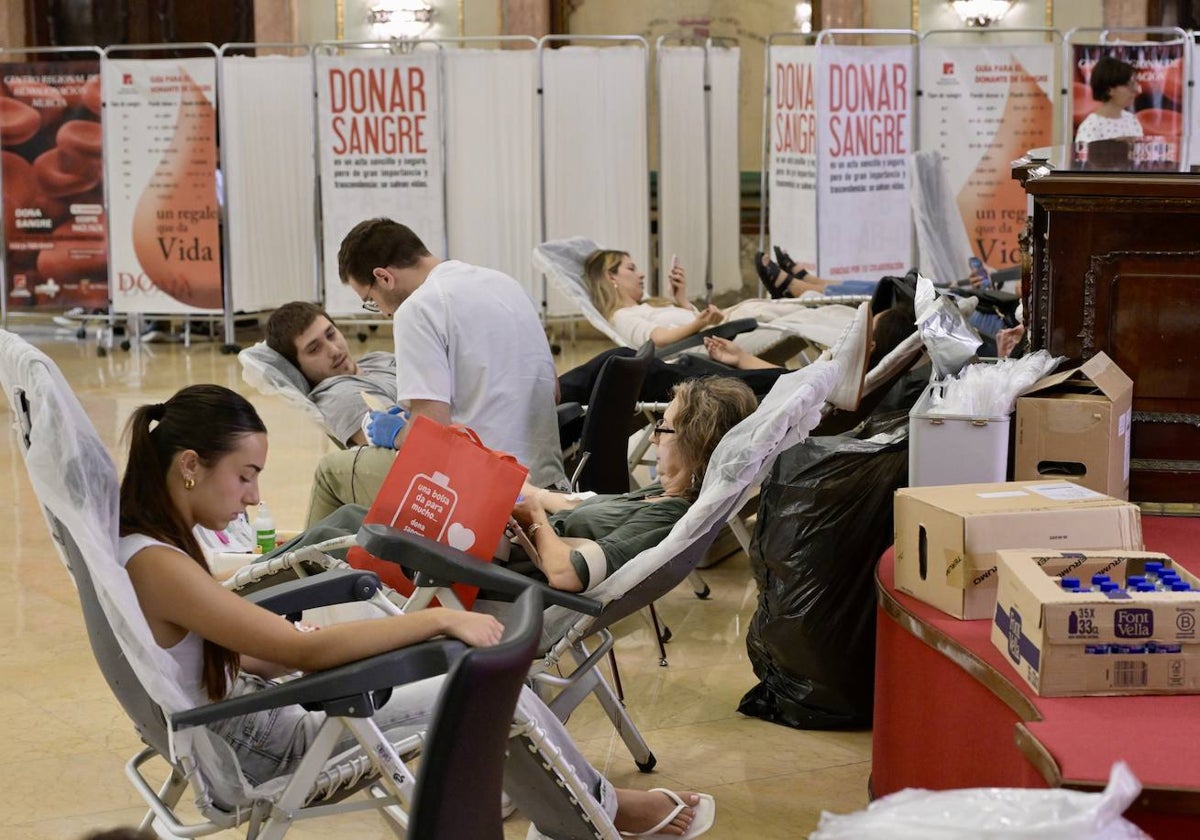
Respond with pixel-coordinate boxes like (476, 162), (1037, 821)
(968, 256), (991, 289)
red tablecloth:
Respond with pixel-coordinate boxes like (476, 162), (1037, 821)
(873, 515), (1200, 834)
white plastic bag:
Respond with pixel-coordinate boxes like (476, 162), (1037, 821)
(810, 762), (1149, 840)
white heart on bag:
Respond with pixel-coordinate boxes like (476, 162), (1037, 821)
(446, 522), (476, 551)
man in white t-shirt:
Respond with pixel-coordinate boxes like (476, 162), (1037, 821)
(305, 218), (565, 524)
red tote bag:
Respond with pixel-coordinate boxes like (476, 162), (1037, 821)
(345, 415), (528, 608)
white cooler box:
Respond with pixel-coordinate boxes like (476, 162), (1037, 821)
(909, 380), (1011, 487)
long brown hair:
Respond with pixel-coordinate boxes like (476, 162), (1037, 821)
(119, 384), (266, 701)
(669, 377), (758, 502)
(584, 249), (677, 321)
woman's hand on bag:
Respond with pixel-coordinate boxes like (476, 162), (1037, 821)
(439, 609), (504, 647)
(512, 496), (543, 528)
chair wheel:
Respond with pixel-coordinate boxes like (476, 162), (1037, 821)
(75, 326), (86, 339)
(119, 340), (131, 351)
(636, 754), (657, 773)
(658, 657), (668, 667)
(369, 324), (379, 332)
(357, 332), (368, 342)
(97, 345), (107, 358)
(694, 585), (711, 600)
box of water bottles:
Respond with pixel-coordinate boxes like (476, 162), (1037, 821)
(991, 549), (1200, 696)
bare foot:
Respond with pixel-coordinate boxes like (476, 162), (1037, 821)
(786, 274), (829, 297)
(613, 788), (698, 836)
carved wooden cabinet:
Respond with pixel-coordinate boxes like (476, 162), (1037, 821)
(1014, 160), (1200, 504)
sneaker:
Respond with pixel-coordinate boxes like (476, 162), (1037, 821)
(823, 302), (871, 412)
(140, 321), (180, 344)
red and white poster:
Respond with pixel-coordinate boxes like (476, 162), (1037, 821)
(104, 57), (222, 314)
(316, 53), (444, 315)
(816, 45), (914, 280)
(767, 45), (818, 273)
(2, 61), (107, 312)
(920, 44), (1054, 271)
(1071, 41), (1187, 148)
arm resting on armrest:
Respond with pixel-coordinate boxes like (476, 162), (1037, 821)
(357, 524), (602, 617)
(656, 317), (757, 359)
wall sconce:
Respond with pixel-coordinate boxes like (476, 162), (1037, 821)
(368, 1), (434, 38)
(793, 2), (813, 34)
(950, 0), (1015, 27)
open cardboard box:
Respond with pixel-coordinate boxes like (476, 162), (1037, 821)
(991, 549), (1200, 696)
(894, 481), (1142, 620)
(1014, 351), (1133, 499)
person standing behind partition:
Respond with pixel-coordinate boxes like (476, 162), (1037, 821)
(1075, 56), (1144, 144)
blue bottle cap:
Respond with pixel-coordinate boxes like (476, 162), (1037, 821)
(1092, 574), (1111, 586)
(1126, 576), (1146, 588)
(1100, 582), (1121, 593)
(1135, 583), (1156, 592)
(1146, 561), (1163, 574)
(1060, 577), (1080, 589)
(1172, 582), (1192, 592)
(1126, 644), (1148, 654)
(1163, 644), (1183, 654)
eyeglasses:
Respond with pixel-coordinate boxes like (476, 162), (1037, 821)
(652, 420), (676, 440)
(359, 277), (381, 313)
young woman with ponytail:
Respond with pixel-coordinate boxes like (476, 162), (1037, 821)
(117, 384), (712, 837)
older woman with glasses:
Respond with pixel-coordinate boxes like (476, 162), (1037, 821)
(509, 377), (758, 593)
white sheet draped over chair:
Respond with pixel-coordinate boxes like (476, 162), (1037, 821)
(541, 44), (650, 317)
(657, 44), (742, 301)
(220, 54), (319, 312)
(443, 48), (540, 301)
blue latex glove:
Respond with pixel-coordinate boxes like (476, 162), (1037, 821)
(366, 406), (409, 449)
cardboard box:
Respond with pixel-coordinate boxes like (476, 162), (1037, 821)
(991, 549), (1200, 696)
(1015, 352), (1133, 499)
(909, 380), (1010, 488)
(894, 481), (1142, 620)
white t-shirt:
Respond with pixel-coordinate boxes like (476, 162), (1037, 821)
(610, 303), (696, 347)
(1075, 110), (1143, 144)
(118, 534), (208, 708)
(393, 260), (566, 488)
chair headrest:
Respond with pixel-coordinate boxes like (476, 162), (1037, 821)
(532, 238), (629, 347)
(239, 341), (312, 398)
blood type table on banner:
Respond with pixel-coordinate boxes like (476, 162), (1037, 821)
(872, 515), (1200, 837)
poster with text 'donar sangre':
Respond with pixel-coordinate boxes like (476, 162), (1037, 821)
(816, 44), (914, 282)
(316, 52), (444, 316)
(767, 45), (818, 276)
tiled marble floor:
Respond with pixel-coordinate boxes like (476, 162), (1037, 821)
(0, 321), (871, 838)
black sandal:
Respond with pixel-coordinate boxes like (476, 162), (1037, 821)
(754, 252), (790, 299)
(773, 246), (809, 283)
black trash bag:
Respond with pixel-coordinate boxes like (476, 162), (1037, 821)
(738, 413), (910, 730)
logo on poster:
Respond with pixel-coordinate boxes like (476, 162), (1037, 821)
(942, 62), (955, 75)
(122, 73), (133, 85)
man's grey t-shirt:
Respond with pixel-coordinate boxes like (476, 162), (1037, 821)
(309, 351), (397, 445)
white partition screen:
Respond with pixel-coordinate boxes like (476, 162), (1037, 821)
(443, 49), (539, 300)
(658, 43), (742, 299)
(708, 45), (741, 296)
(220, 54), (318, 310)
(315, 49), (445, 315)
(542, 44), (649, 317)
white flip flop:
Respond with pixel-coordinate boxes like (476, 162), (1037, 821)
(619, 788), (716, 839)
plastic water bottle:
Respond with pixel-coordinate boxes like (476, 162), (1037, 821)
(255, 502), (276, 555)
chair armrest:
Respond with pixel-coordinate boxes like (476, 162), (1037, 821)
(357, 524), (602, 616)
(656, 317), (757, 359)
(557, 402), (585, 426)
(172, 638), (466, 729)
(243, 568), (382, 617)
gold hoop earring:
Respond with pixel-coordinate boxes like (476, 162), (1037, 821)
(184, 477), (195, 491)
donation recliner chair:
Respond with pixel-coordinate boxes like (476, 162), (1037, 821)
(360, 358), (844, 772)
(534, 236), (862, 362)
(0, 330), (625, 840)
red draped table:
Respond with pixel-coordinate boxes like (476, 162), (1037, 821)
(873, 516), (1200, 837)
